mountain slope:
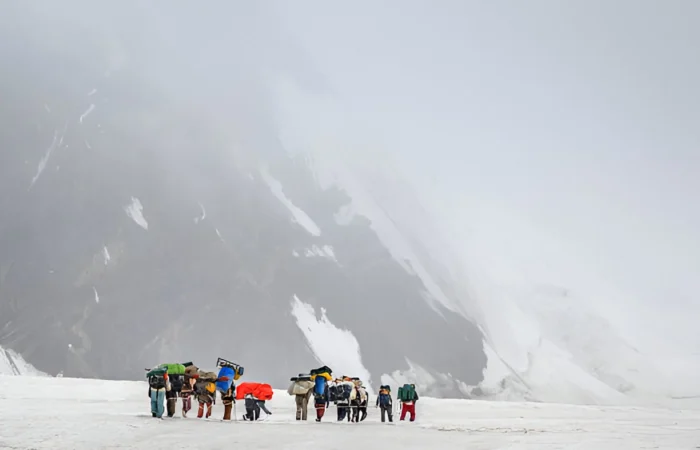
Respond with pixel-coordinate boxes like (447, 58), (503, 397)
(0, 1), (486, 395)
(0, 346), (46, 376)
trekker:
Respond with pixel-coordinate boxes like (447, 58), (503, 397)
(146, 367), (169, 419)
(351, 382), (368, 422)
(161, 363), (186, 418)
(242, 393), (272, 420)
(243, 393), (259, 420)
(314, 383), (330, 422)
(221, 385), (236, 420)
(236, 382), (274, 421)
(216, 363), (240, 421)
(165, 376), (179, 417)
(398, 383), (419, 422)
(333, 378), (354, 422)
(181, 363), (199, 418)
(288, 374), (314, 421)
(376, 385), (393, 423)
(309, 366), (333, 422)
(194, 371), (218, 419)
(358, 383), (369, 422)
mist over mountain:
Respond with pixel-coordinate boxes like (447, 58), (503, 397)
(0, 1), (486, 396)
(2, 1), (699, 408)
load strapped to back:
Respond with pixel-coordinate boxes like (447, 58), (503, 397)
(235, 382), (274, 401)
(215, 357), (243, 394)
(216, 357), (244, 380)
(195, 370), (219, 396)
(397, 384), (417, 402)
(309, 366), (332, 397)
(378, 385), (392, 406)
(288, 373), (314, 396)
(159, 363), (186, 375)
(158, 363), (187, 392)
(184, 363), (199, 380)
(146, 367), (167, 390)
(330, 379), (354, 402)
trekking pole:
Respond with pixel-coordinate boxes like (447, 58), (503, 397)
(234, 400), (238, 422)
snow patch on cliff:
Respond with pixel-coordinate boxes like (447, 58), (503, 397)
(124, 197), (148, 230)
(0, 347), (48, 376)
(293, 245), (337, 261)
(260, 166), (321, 237)
(291, 295), (371, 390)
(29, 128), (62, 189)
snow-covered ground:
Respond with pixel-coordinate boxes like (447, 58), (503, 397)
(1, 376), (698, 449)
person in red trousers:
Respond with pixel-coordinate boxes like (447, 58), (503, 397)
(314, 383), (330, 422)
(399, 384), (419, 422)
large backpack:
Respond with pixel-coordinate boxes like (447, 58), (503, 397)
(290, 379), (314, 396)
(159, 363), (186, 375)
(169, 374), (184, 393)
(195, 379), (216, 396)
(216, 358), (244, 381)
(195, 371), (218, 396)
(146, 367), (167, 390)
(378, 385), (392, 406)
(216, 366), (236, 393)
(339, 383), (353, 402)
(313, 375), (327, 397)
(148, 375), (166, 390)
(397, 384), (416, 402)
(328, 384), (340, 402)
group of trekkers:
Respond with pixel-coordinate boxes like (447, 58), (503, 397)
(146, 360), (419, 423)
(289, 365), (420, 423)
(145, 358), (272, 421)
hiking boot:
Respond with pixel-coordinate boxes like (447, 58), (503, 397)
(152, 413), (156, 418)
(315, 418), (321, 422)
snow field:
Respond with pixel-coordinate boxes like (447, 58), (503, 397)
(1, 376), (698, 449)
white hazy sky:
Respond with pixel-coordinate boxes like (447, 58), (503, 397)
(265, 0), (700, 354)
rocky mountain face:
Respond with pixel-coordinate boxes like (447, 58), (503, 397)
(0, 1), (486, 396)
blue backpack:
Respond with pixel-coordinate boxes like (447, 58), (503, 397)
(216, 366), (235, 393)
(378, 385), (392, 406)
(314, 375), (326, 396)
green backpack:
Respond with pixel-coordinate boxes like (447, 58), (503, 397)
(159, 363), (186, 375)
(397, 384), (416, 402)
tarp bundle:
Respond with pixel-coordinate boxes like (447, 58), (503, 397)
(145, 367), (166, 378)
(158, 363), (186, 375)
(288, 373), (314, 396)
(235, 382), (274, 401)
